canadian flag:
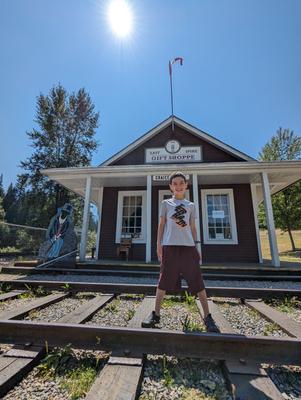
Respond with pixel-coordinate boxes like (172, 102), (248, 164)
(169, 57), (183, 76)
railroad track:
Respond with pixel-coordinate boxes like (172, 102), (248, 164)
(0, 280), (300, 399)
(3, 264), (301, 281)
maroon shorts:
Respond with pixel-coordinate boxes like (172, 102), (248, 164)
(158, 245), (205, 295)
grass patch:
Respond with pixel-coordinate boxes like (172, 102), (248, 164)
(37, 344), (107, 399)
(246, 307), (260, 319)
(260, 229), (301, 263)
(181, 315), (205, 332)
(60, 366), (98, 399)
(265, 296), (300, 313)
(263, 322), (280, 336)
(18, 284), (47, 299)
(162, 292), (198, 313)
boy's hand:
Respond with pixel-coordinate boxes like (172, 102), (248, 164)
(157, 244), (162, 262)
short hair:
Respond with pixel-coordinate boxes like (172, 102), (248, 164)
(169, 171), (187, 184)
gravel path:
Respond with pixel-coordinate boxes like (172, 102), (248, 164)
(265, 365), (301, 400)
(85, 294), (142, 327)
(24, 294), (94, 322)
(215, 299), (288, 337)
(8, 272), (301, 290)
(139, 356), (232, 400)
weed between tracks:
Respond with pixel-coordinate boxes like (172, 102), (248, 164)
(265, 296), (301, 313)
(161, 292), (205, 333)
(37, 344), (108, 399)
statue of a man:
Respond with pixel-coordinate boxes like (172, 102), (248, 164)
(38, 203), (77, 267)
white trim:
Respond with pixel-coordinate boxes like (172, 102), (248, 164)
(95, 187), (103, 259)
(80, 176), (92, 261)
(261, 173), (280, 267)
(115, 190), (147, 244)
(201, 188), (238, 245)
(146, 175), (152, 262)
(192, 174), (202, 260)
(100, 116), (255, 166)
(42, 160), (301, 179)
(251, 184), (263, 263)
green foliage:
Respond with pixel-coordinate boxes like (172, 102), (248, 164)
(162, 354), (174, 387)
(60, 366), (98, 400)
(181, 314), (204, 332)
(265, 296), (300, 313)
(258, 127), (301, 250)
(0, 282), (12, 293)
(19, 284), (46, 298)
(1, 84), (100, 249)
(37, 344), (104, 399)
(87, 229), (96, 251)
(263, 322), (280, 336)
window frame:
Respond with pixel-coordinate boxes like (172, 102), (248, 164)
(201, 188), (238, 245)
(115, 190), (147, 244)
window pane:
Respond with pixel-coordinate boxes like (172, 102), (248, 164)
(136, 206), (142, 216)
(209, 228), (215, 239)
(130, 197), (136, 206)
(123, 196), (130, 206)
(136, 196), (142, 206)
(206, 192), (233, 241)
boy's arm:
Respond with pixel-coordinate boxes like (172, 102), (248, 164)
(190, 219), (202, 262)
(190, 219), (198, 242)
(157, 216), (166, 261)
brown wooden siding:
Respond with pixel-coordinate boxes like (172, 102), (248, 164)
(110, 124), (245, 166)
(98, 184), (259, 263)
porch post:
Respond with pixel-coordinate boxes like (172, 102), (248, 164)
(261, 172), (280, 267)
(192, 173), (202, 262)
(95, 187), (104, 259)
(251, 184), (263, 263)
(80, 176), (92, 262)
(146, 175), (152, 262)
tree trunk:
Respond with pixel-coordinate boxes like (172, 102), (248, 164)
(287, 227), (296, 252)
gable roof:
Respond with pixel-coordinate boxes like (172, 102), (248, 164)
(100, 116), (257, 166)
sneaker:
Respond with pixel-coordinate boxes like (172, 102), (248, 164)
(141, 311), (160, 328)
(204, 313), (219, 333)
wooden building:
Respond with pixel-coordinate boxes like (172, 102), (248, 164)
(42, 116), (301, 266)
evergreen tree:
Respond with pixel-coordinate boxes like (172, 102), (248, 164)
(17, 83), (99, 225)
(259, 127), (301, 251)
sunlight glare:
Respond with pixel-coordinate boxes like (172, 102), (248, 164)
(108, 0), (133, 38)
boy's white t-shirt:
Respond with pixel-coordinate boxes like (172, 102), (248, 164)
(159, 197), (197, 246)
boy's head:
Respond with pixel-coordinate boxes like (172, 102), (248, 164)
(169, 171), (188, 197)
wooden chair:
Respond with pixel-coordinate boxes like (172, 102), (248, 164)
(117, 235), (132, 261)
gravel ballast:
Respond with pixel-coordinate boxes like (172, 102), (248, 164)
(85, 294), (143, 327)
(139, 356), (232, 400)
(215, 299), (288, 337)
(3, 348), (109, 400)
(23, 293), (94, 322)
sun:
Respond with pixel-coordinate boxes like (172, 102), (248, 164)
(107, 0), (133, 38)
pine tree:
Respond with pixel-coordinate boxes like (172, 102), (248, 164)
(18, 83), (99, 224)
(259, 127), (301, 251)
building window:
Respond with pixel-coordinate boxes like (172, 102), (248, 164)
(116, 191), (146, 243)
(201, 189), (238, 244)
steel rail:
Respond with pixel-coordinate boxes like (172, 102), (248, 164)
(1, 279), (300, 298)
(0, 319), (300, 365)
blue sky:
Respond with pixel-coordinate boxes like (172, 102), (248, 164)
(0, 0), (300, 190)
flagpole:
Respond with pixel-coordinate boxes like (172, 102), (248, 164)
(169, 61), (175, 132)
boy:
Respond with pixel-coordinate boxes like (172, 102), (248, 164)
(141, 171), (217, 332)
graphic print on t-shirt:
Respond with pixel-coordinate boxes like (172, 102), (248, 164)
(171, 204), (187, 227)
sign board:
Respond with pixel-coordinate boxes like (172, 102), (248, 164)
(153, 175), (190, 181)
(212, 210), (225, 219)
(216, 233), (225, 239)
(145, 140), (202, 164)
